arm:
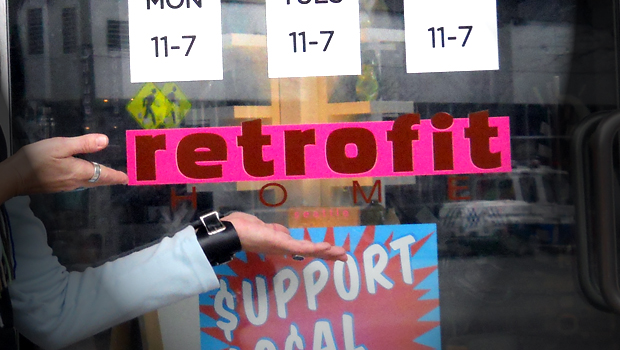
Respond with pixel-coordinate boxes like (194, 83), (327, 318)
(0, 134), (128, 204)
(6, 196), (219, 350)
(4, 134), (346, 349)
(7, 198), (347, 350)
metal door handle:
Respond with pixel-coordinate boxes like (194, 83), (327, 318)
(571, 111), (612, 311)
(590, 111), (620, 312)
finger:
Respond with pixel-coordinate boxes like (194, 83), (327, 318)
(307, 249), (348, 261)
(59, 134), (109, 157)
(295, 243), (348, 261)
(285, 240), (332, 256)
(78, 160), (128, 186)
(323, 246), (349, 261)
(93, 164), (129, 186)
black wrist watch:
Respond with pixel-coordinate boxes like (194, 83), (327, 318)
(191, 211), (242, 266)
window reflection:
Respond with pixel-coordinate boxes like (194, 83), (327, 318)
(519, 176), (538, 203)
(474, 178), (516, 201)
(7, 0), (620, 348)
(543, 173), (571, 204)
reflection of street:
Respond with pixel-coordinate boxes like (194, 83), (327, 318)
(439, 254), (619, 349)
(438, 167), (574, 256)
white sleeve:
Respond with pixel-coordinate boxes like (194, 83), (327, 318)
(6, 196), (220, 350)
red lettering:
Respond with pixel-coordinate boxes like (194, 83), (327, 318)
(387, 113), (420, 172)
(431, 112), (454, 171)
(293, 208), (351, 218)
(238, 119), (274, 177)
(284, 129), (316, 175)
(447, 175), (471, 201)
(177, 133), (227, 179)
(171, 186), (197, 210)
(136, 134), (166, 181)
(353, 180), (382, 204)
(326, 128), (377, 174)
(465, 110), (501, 169)
(259, 183), (288, 207)
(128, 112), (509, 185)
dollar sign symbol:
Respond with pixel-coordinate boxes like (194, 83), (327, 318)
(214, 279), (239, 342)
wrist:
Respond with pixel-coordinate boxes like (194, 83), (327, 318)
(0, 159), (22, 204)
(192, 212), (242, 266)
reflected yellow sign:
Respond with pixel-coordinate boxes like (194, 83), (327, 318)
(127, 83), (192, 129)
(161, 83), (192, 128)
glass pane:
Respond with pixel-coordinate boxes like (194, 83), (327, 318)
(7, 0), (620, 349)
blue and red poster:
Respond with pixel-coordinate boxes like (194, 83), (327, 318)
(199, 224), (441, 350)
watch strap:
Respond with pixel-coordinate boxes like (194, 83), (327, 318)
(193, 213), (242, 266)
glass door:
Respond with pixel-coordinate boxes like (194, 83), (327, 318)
(6, 0), (620, 349)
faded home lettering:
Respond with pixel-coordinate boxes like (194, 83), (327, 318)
(125, 111), (511, 185)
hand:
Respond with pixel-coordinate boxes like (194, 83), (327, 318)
(222, 212), (348, 262)
(1, 134), (128, 202)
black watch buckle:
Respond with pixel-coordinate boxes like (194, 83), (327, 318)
(192, 211), (242, 266)
(199, 211), (226, 235)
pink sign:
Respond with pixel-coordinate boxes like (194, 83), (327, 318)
(126, 111), (511, 185)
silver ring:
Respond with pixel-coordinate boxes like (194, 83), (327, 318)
(88, 162), (101, 183)
(292, 255), (305, 261)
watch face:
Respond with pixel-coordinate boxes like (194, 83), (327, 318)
(201, 212), (226, 235)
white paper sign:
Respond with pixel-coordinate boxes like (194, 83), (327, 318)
(404, 0), (499, 73)
(266, 0), (361, 78)
(128, 0), (223, 83)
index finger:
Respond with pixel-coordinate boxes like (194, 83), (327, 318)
(77, 160), (128, 187)
(285, 240), (348, 261)
(93, 164), (129, 186)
